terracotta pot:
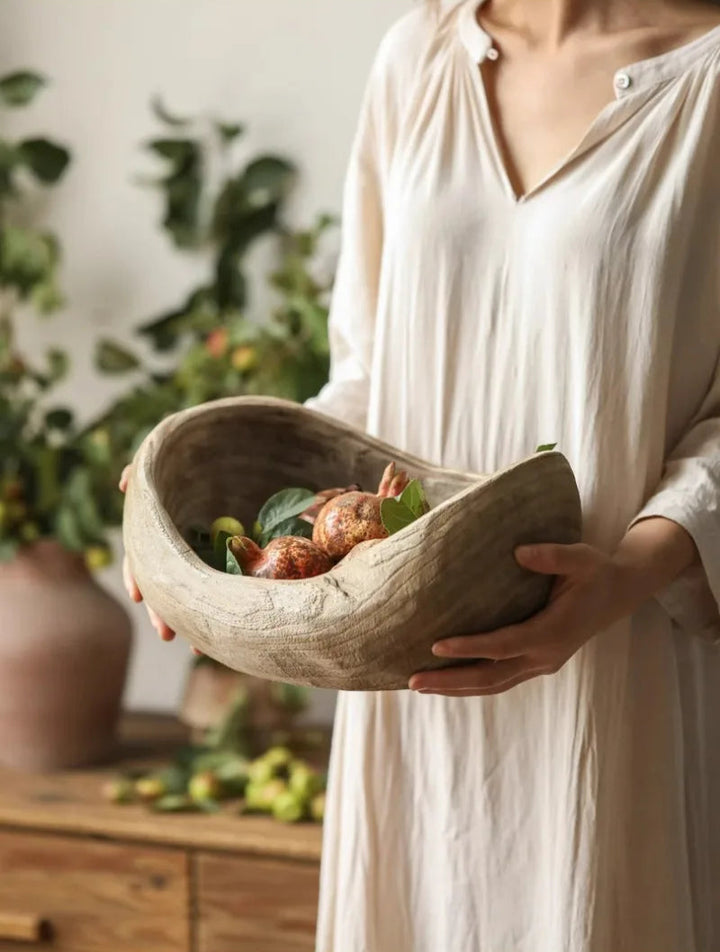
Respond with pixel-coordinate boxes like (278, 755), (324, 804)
(180, 661), (306, 737)
(0, 540), (133, 771)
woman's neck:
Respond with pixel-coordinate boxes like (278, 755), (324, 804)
(480, 0), (695, 48)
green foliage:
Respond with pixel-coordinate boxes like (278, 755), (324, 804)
(0, 71), (46, 107)
(255, 488), (315, 547)
(0, 71), (123, 563)
(380, 480), (430, 536)
(97, 100), (336, 480)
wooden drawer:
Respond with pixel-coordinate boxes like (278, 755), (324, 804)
(197, 852), (319, 952)
(0, 830), (188, 951)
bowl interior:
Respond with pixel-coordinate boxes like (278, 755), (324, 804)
(150, 402), (481, 537)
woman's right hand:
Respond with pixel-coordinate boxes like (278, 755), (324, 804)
(119, 464), (177, 642)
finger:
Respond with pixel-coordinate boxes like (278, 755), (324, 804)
(409, 658), (530, 692)
(147, 606), (175, 641)
(432, 629), (527, 660)
(191, 646), (204, 656)
(416, 670), (540, 697)
(122, 555), (143, 603)
(514, 542), (595, 577)
(119, 464), (132, 494)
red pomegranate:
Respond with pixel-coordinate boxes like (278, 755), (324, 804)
(299, 484), (361, 525)
(312, 462), (410, 562)
(228, 536), (332, 580)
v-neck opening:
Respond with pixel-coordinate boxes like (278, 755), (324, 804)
(457, 0), (720, 204)
(468, 59), (652, 205)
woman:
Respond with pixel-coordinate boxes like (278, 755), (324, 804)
(123, 1), (720, 948)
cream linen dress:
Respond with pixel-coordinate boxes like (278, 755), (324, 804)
(306, 2), (720, 949)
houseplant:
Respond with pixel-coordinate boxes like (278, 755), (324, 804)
(96, 99), (337, 734)
(0, 70), (132, 770)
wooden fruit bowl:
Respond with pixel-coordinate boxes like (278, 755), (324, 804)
(122, 397), (582, 691)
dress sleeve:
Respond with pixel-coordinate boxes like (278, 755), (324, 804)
(304, 63), (385, 432)
(628, 358), (720, 641)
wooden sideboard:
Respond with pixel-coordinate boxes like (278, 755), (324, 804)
(0, 714), (325, 951)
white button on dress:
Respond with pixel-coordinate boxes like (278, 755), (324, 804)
(615, 70), (632, 89)
(308, 2), (720, 950)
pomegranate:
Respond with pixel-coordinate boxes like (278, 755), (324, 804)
(312, 462), (410, 561)
(300, 484), (361, 525)
(228, 536), (332, 580)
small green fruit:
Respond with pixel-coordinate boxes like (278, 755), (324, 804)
(188, 770), (223, 804)
(272, 790), (306, 823)
(211, 516), (246, 542)
(135, 776), (167, 802)
(247, 759), (276, 785)
(261, 746), (294, 771)
(289, 763), (322, 801)
(310, 792), (326, 822)
(244, 779), (287, 813)
(102, 778), (136, 804)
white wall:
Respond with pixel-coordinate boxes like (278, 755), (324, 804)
(0, 0), (409, 716)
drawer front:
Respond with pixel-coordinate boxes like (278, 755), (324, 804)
(197, 853), (319, 952)
(0, 830), (188, 952)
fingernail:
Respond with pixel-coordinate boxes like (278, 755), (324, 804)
(515, 545), (535, 562)
(432, 641), (449, 656)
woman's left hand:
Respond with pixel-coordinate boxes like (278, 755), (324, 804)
(408, 543), (637, 697)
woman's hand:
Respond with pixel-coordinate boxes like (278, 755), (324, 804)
(409, 518), (699, 697)
(119, 464), (179, 644)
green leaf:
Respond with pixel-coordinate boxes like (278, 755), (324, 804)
(44, 407), (74, 431)
(163, 170), (203, 248)
(0, 539), (19, 562)
(146, 138), (197, 164)
(398, 479), (429, 518)
(65, 468), (104, 539)
(258, 515), (312, 548)
(216, 121), (244, 143)
(0, 140), (20, 196)
(215, 249), (247, 310)
(0, 71), (46, 107)
(96, 340), (140, 374)
(380, 497), (419, 536)
(35, 446), (59, 511)
(241, 156), (296, 205)
(46, 348), (68, 383)
(536, 443), (558, 453)
(256, 488), (315, 540)
(152, 794), (197, 813)
(54, 506), (84, 550)
(213, 530), (233, 571)
(18, 138), (71, 183)
(0, 227), (59, 299)
(226, 540), (243, 575)
(151, 95), (190, 128)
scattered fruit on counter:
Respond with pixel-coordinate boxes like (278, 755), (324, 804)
(188, 461), (431, 580)
(102, 742), (327, 824)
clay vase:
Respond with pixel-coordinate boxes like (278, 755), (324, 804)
(180, 661), (307, 739)
(0, 540), (133, 771)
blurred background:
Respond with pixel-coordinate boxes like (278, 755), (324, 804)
(0, 0), (407, 715)
(0, 4), (411, 947)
